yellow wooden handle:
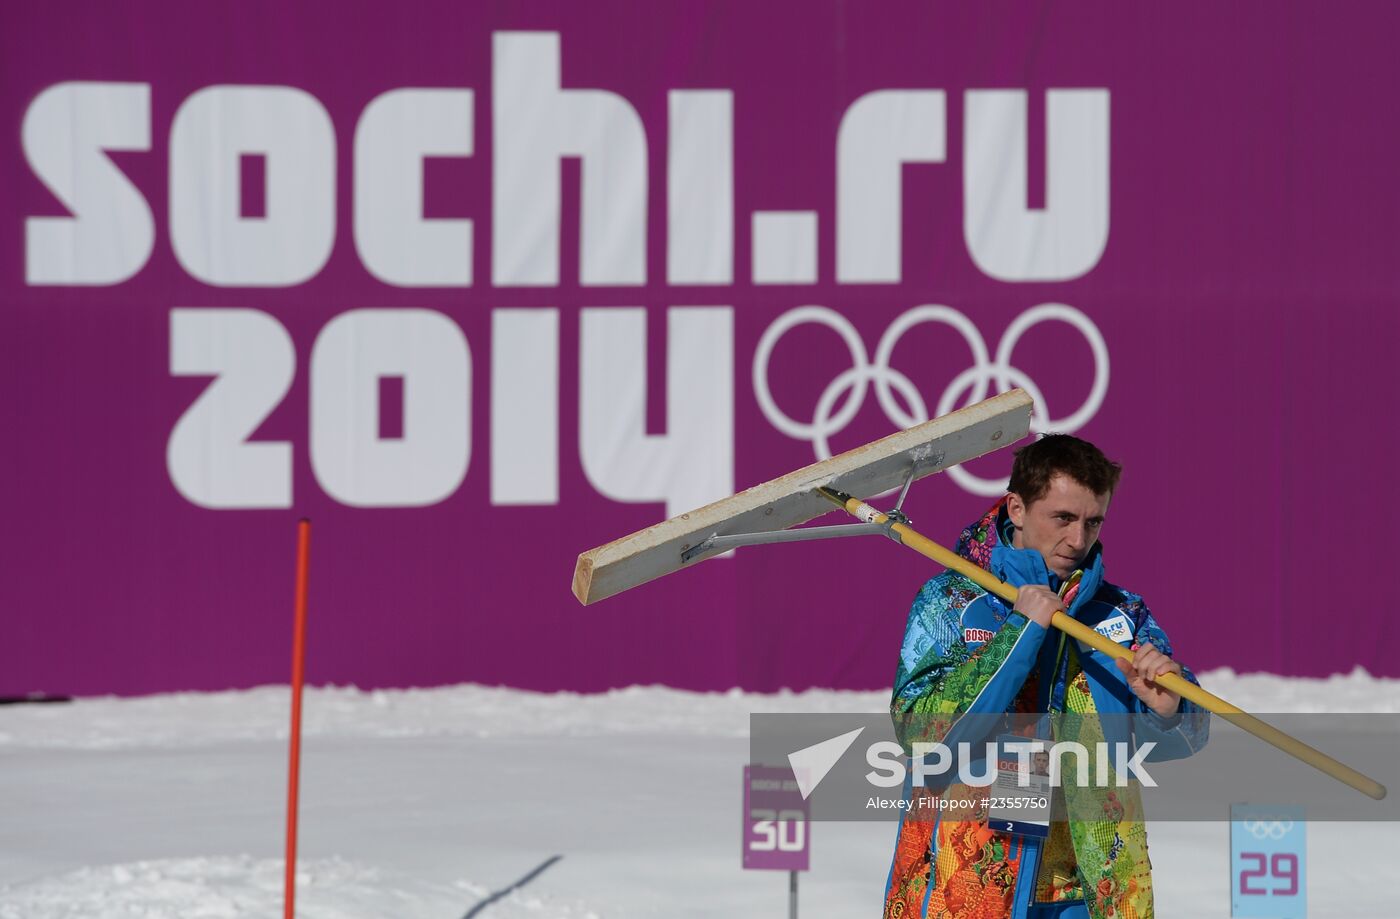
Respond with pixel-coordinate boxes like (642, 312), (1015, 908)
(821, 488), (1387, 801)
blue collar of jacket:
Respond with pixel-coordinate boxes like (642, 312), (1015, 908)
(988, 505), (1105, 619)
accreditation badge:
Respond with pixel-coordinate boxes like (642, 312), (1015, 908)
(986, 734), (1053, 837)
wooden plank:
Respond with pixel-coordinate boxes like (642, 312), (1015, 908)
(572, 388), (1033, 605)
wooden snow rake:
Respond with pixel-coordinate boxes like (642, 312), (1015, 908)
(571, 387), (1386, 800)
(815, 486), (1387, 801)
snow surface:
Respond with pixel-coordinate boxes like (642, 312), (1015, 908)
(2, 669), (1397, 918)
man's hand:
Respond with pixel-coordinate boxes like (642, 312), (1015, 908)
(1115, 642), (1182, 718)
(1012, 585), (1062, 628)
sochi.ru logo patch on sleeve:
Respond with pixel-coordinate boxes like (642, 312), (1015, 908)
(1078, 613), (1133, 652)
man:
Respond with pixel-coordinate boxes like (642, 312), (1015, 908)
(882, 434), (1208, 919)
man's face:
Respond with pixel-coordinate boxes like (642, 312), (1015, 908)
(1006, 473), (1111, 580)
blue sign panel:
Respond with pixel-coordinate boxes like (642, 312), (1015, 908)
(1230, 804), (1306, 918)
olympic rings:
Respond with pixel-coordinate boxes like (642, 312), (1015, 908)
(752, 303), (1110, 496)
(1242, 820), (1294, 840)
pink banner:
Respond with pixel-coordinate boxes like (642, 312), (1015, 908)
(2, 2), (1396, 695)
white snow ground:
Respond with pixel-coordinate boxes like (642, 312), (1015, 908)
(1, 669), (1397, 918)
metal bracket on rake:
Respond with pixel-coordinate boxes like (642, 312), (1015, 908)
(679, 464), (919, 564)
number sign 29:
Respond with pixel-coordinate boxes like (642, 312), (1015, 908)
(1230, 804), (1305, 918)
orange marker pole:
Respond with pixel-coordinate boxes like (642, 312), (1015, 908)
(284, 518), (312, 919)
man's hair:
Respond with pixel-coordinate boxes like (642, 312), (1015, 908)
(1007, 433), (1122, 505)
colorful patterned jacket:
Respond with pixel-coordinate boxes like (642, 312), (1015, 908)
(882, 497), (1209, 919)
